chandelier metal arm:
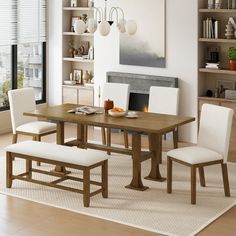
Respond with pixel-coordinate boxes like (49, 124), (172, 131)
(109, 7), (125, 22)
(94, 7), (103, 21)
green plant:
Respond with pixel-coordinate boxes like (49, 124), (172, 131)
(228, 47), (236, 60)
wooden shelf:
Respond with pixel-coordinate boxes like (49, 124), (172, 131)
(63, 7), (94, 11)
(199, 38), (236, 43)
(62, 84), (94, 89)
(199, 68), (236, 75)
(63, 32), (94, 37)
(198, 96), (236, 103)
(63, 57), (94, 63)
(199, 9), (236, 13)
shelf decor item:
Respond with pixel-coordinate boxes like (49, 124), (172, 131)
(225, 21), (234, 39)
(215, 0), (222, 9)
(208, 0), (214, 9)
(228, 47), (236, 70)
(71, 0), (77, 7)
(74, 0), (137, 36)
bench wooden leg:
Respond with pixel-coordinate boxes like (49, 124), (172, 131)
(102, 160), (108, 198)
(106, 128), (111, 155)
(6, 152), (13, 188)
(83, 168), (90, 207)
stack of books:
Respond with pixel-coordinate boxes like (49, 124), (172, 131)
(205, 62), (220, 69)
(203, 17), (219, 39)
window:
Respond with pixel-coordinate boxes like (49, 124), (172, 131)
(0, 0), (47, 111)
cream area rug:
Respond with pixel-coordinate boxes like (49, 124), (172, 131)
(0, 151), (236, 236)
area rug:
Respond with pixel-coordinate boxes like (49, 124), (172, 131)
(0, 151), (236, 236)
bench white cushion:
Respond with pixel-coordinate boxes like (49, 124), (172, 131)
(16, 121), (56, 135)
(167, 146), (223, 165)
(5, 141), (109, 167)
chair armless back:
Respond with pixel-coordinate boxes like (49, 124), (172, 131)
(198, 104), (234, 162)
(148, 86), (179, 115)
(102, 83), (130, 110)
(8, 88), (37, 134)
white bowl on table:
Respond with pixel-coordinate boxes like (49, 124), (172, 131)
(108, 109), (127, 117)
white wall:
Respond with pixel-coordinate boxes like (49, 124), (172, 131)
(46, 0), (198, 143)
(93, 0), (198, 143)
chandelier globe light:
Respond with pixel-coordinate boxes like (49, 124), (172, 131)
(74, 0), (137, 36)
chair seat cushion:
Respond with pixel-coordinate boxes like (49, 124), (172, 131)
(167, 146), (223, 165)
(5, 141), (109, 167)
(16, 121), (56, 135)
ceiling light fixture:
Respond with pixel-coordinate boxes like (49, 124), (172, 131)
(74, 0), (137, 36)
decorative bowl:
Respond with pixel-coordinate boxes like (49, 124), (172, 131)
(64, 80), (77, 85)
(108, 109), (127, 117)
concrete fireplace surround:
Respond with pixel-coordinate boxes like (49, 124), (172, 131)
(106, 72), (178, 94)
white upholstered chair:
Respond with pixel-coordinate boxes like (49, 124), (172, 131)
(148, 86), (180, 148)
(101, 83), (130, 151)
(167, 104), (234, 204)
(8, 88), (57, 164)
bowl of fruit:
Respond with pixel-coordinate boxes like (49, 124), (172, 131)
(108, 107), (127, 117)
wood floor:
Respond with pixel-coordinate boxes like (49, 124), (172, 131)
(0, 125), (235, 236)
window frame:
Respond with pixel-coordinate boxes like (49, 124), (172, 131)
(0, 42), (46, 111)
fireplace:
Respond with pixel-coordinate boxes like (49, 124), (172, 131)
(107, 72), (178, 111)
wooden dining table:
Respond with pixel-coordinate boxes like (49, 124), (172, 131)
(24, 104), (195, 191)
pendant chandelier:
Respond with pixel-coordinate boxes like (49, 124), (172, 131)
(74, 0), (137, 36)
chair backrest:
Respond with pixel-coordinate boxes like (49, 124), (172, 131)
(148, 86), (179, 115)
(8, 88), (37, 134)
(198, 104), (234, 162)
(102, 83), (130, 110)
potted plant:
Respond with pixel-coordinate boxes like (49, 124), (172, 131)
(228, 47), (236, 70)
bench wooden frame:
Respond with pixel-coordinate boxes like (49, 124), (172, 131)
(6, 151), (108, 207)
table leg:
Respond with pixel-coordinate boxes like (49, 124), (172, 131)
(53, 121), (70, 175)
(77, 124), (86, 148)
(125, 132), (149, 191)
(144, 133), (166, 182)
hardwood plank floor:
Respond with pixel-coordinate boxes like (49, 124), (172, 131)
(0, 125), (235, 236)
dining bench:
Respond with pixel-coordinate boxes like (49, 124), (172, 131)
(5, 141), (109, 207)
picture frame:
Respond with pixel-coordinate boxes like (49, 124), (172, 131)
(80, 41), (90, 55)
(73, 69), (82, 84)
(71, 17), (79, 32)
(216, 79), (235, 98)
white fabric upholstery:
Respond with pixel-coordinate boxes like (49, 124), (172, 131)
(102, 83), (130, 110)
(167, 104), (234, 164)
(8, 88), (56, 135)
(5, 141), (109, 167)
(16, 121), (56, 135)
(148, 86), (179, 115)
(167, 146), (223, 164)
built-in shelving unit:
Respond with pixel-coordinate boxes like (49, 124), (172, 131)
(62, 0), (94, 105)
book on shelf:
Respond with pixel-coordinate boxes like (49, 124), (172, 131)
(203, 17), (218, 39)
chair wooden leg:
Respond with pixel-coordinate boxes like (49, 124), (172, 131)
(6, 152), (13, 188)
(12, 134), (18, 161)
(83, 168), (90, 207)
(191, 166), (196, 204)
(102, 160), (108, 198)
(12, 134), (18, 144)
(33, 136), (41, 166)
(167, 157), (172, 194)
(106, 128), (111, 155)
(124, 130), (129, 148)
(101, 127), (106, 145)
(221, 163), (230, 197)
(199, 167), (206, 187)
(173, 129), (178, 149)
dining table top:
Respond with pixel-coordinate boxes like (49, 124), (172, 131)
(24, 104), (195, 134)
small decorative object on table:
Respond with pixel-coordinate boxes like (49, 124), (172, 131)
(104, 99), (114, 114)
(71, 0), (77, 7)
(108, 107), (126, 117)
(228, 47), (236, 70)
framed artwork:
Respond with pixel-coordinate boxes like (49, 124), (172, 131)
(73, 69), (82, 84)
(71, 17), (79, 32)
(80, 41), (90, 55)
(119, 0), (166, 68)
